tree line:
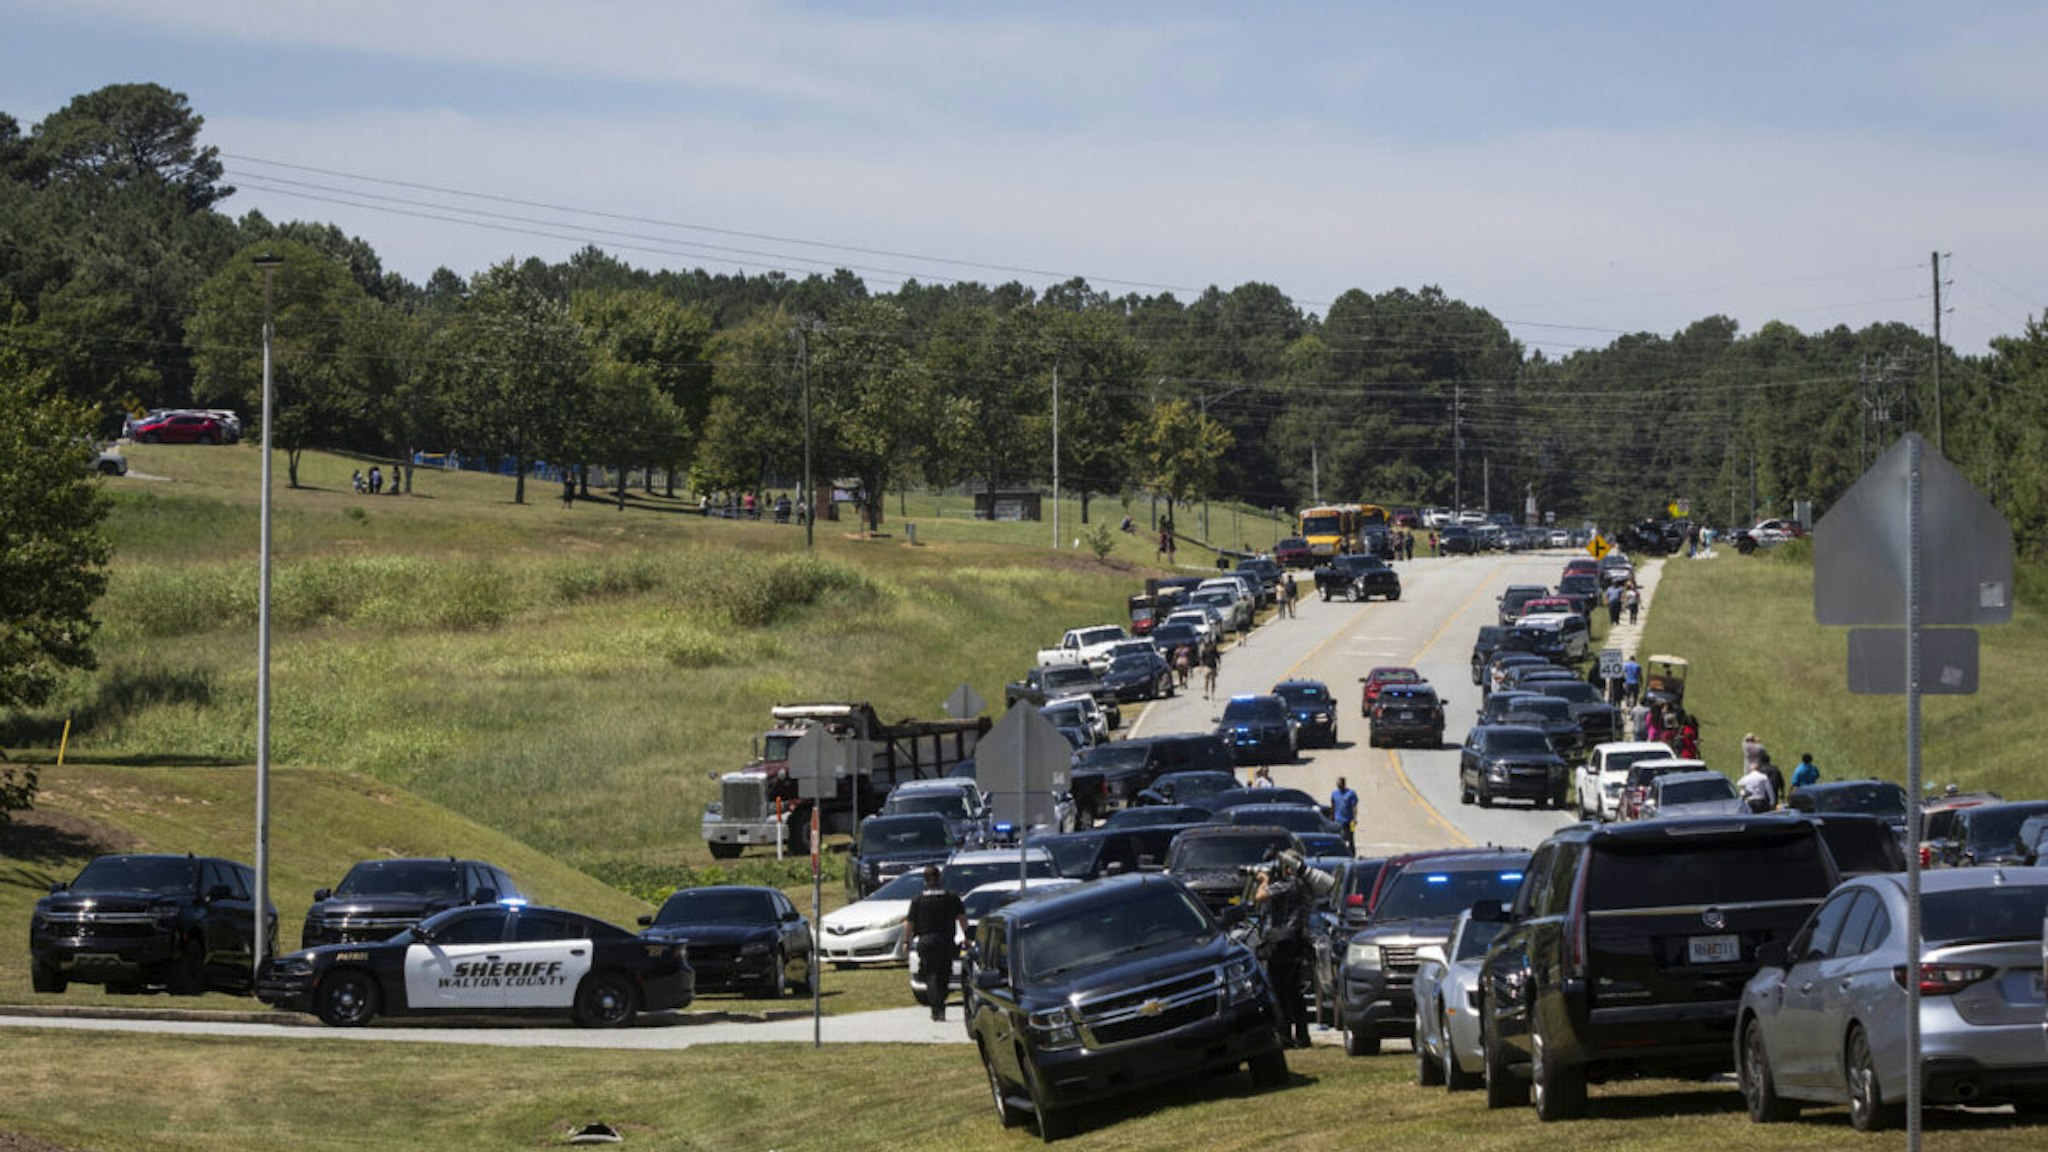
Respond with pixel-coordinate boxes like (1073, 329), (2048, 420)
(7, 83), (2048, 550)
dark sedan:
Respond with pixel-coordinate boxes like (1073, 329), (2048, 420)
(257, 902), (691, 1027)
(1100, 649), (1177, 702)
(639, 885), (812, 997)
(1271, 679), (1339, 748)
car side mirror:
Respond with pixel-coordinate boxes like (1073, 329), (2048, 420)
(975, 969), (1006, 991)
(312, 888), (332, 902)
(48, 881), (69, 895)
(638, 915), (655, 927)
(206, 884), (234, 902)
(782, 909), (802, 921)
(1755, 941), (1789, 969)
(408, 925), (433, 943)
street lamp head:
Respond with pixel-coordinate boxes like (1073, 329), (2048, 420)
(252, 252), (284, 270)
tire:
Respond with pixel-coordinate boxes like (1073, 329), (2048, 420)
(143, 432), (161, 443)
(203, 432), (220, 445)
(1344, 1023), (1380, 1057)
(706, 841), (743, 860)
(1314, 980), (1334, 1029)
(1416, 1013), (1445, 1087)
(573, 971), (639, 1028)
(1846, 1025), (1898, 1133)
(1531, 1020), (1587, 1120)
(1477, 790), (1494, 809)
(1739, 1016), (1798, 1123)
(1461, 784), (1475, 806)
(1482, 1005), (1528, 1108)
(1248, 1047), (1289, 1089)
(170, 936), (208, 996)
(30, 959), (66, 994)
(1389, 590), (1401, 602)
(316, 969), (380, 1027)
(981, 1042), (1027, 1128)
(1023, 1054), (1070, 1142)
(758, 949), (787, 999)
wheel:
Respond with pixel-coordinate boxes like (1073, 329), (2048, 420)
(573, 971), (638, 1028)
(1846, 1025), (1899, 1132)
(1531, 1019), (1587, 1120)
(757, 949), (788, 998)
(30, 959), (66, 994)
(316, 969), (380, 1027)
(706, 841), (743, 860)
(1445, 1009), (1482, 1092)
(203, 432), (220, 445)
(981, 1042), (1027, 1128)
(1482, 1003), (1528, 1108)
(142, 432), (161, 443)
(1739, 1016), (1797, 1123)
(1477, 790), (1494, 809)
(1416, 1013), (1445, 1086)
(1248, 1047), (1289, 1089)
(1022, 1054), (1071, 1141)
(170, 936), (208, 996)
(1389, 590), (1401, 601)
(1314, 980), (1334, 1029)
(1461, 785), (1475, 806)
(1344, 1022), (1380, 1057)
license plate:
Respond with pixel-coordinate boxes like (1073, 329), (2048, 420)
(1399, 710), (1415, 720)
(1688, 934), (1740, 964)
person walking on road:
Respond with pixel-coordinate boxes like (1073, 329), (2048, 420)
(1604, 583), (1623, 626)
(901, 865), (968, 1023)
(1330, 778), (1359, 854)
(1625, 584), (1640, 625)
(1200, 645), (1220, 699)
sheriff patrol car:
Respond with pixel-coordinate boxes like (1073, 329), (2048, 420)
(257, 901), (692, 1027)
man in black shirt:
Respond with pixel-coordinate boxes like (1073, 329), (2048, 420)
(901, 865), (969, 1022)
(1254, 852), (1313, 1048)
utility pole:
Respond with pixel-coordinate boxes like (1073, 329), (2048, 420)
(1482, 456), (1491, 516)
(1452, 381), (1464, 514)
(1931, 250), (1946, 454)
(796, 322), (816, 550)
(1051, 363), (1060, 549)
(1310, 441), (1319, 504)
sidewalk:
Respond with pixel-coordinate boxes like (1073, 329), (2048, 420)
(1599, 557), (1664, 660)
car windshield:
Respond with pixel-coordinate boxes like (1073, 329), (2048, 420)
(1041, 667), (1095, 690)
(334, 861), (465, 899)
(1661, 778), (1737, 806)
(944, 859), (1057, 893)
(1278, 538), (1307, 551)
(963, 884), (1055, 920)
(1478, 729), (1553, 755)
(70, 857), (198, 895)
(1082, 742), (1150, 770)
(863, 820), (954, 851)
(1509, 698), (1570, 721)
(654, 889), (773, 926)
(1802, 783), (1907, 817)
(1539, 682), (1602, 704)
(1169, 833), (1292, 870)
(1273, 684), (1328, 706)
(887, 793), (973, 818)
(1374, 866), (1527, 922)
(1301, 513), (1343, 535)
(1017, 885), (1213, 981)
(1230, 807), (1324, 832)
(1221, 697), (1283, 723)
(862, 872), (927, 902)
(1109, 655), (1154, 676)
(1923, 885), (2048, 944)
(1075, 628), (1122, 647)
(1151, 772), (1236, 802)
(1964, 804), (2048, 850)
(1153, 625), (1198, 646)
(1042, 703), (1088, 726)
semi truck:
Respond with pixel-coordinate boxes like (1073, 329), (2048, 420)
(700, 702), (988, 858)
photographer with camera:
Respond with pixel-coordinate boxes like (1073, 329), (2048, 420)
(1252, 850), (1316, 1049)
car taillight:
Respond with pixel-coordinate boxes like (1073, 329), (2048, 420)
(1918, 844), (1932, 868)
(1345, 893), (1365, 907)
(1894, 963), (1993, 995)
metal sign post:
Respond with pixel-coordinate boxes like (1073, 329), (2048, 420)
(1814, 432), (2012, 1152)
(786, 727), (838, 1050)
(976, 706), (1072, 884)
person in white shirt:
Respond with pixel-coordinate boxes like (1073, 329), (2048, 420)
(1737, 763), (1776, 813)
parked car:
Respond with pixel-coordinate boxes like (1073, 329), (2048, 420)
(1440, 525), (1478, 554)
(1614, 756), (1706, 821)
(1214, 693), (1299, 766)
(1198, 786), (1320, 819)
(1933, 800), (2048, 868)
(1164, 825), (1305, 917)
(1481, 693), (1583, 761)
(924, 877), (1078, 1009)
(30, 853), (275, 996)
(1099, 648), (1177, 703)
(1918, 788), (2005, 868)
(1525, 680), (1623, 748)
(1212, 803), (1337, 838)
(639, 885), (812, 997)
(1271, 679), (1339, 748)
(879, 778), (992, 848)
(1369, 683), (1445, 748)
(1735, 868), (2048, 1130)
(1477, 813), (1838, 1120)
(1412, 907), (1511, 1091)
(93, 444), (128, 476)
(1308, 857), (1392, 1029)
(1640, 770), (1744, 819)
(259, 901), (690, 1027)
(1458, 724), (1569, 809)
(847, 813), (958, 901)
(1574, 741), (1681, 822)
(130, 411), (228, 444)
(819, 870), (925, 967)
(301, 857), (522, 949)
(1274, 536), (1315, 568)
(1339, 849), (1530, 1057)
(1136, 768), (1242, 810)
(1496, 585), (1551, 628)
(1037, 827), (1184, 881)
(968, 874), (1288, 1140)
(1803, 812), (1908, 877)
(1783, 779), (1909, 841)
(1469, 626), (1513, 685)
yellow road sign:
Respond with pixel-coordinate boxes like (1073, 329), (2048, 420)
(1588, 535), (1611, 560)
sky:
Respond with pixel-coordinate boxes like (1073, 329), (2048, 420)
(5, 0), (2045, 356)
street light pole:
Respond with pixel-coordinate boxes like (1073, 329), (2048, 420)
(798, 323), (815, 551)
(1198, 386), (1247, 543)
(252, 251), (283, 980)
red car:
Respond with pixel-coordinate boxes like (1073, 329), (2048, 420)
(131, 412), (227, 445)
(1274, 537), (1316, 569)
(1358, 666), (1423, 717)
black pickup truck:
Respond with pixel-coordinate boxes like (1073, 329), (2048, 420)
(1068, 734), (1235, 826)
(1313, 554), (1402, 602)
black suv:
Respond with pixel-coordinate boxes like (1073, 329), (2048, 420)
(968, 874), (1288, 1140)
(1935, 800), (2048, 867)
(1458, 724), (1569, 808)
(1164, 825), (1305, 917)
(1369, 684), (1445, 748)
(1496, 584), (1550, 627)
(847, 813), (958, 900)
(30, 853), (275, 995)
(1315, 554), (1401, 602)
(1072, 733), (1235, 823)
(301, 857), (522, 949)
(1475, 814), (1838, 1120)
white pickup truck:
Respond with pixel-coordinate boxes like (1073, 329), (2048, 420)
(1573, 741), (1678, 822)
(1036, 625), (1129, 672)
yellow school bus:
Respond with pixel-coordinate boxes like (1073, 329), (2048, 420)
(1298, 504), (1360, 557)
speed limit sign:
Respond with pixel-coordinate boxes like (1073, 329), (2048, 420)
(1598, 648), (1623, 680)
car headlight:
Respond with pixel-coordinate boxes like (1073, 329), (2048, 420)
(1028, 1007), (1080, 1050)
(1346, 940), (1382, 970)
(269, 955), (314, 976)
(739, 941), (773, 955)
(1224, 956), (1263, 1003)
(1313, 712), (1330, 723)
(1488, 763), (1510, 781)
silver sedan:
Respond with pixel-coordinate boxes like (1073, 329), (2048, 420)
(1735, 868), (2048, 1131)
(1411, 908), (1507, 1092)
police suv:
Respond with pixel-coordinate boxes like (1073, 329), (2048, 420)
(257, 901), (693, 1027)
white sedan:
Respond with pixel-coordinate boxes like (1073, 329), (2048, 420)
(819, 871), (923, 967)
